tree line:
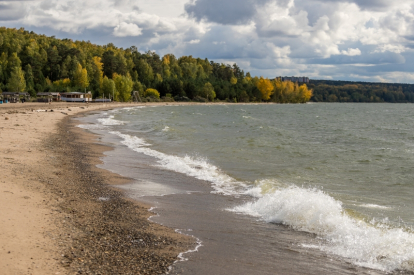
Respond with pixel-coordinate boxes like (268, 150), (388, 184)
(0, 27), (312, 103)
(309, 80), (414, 103)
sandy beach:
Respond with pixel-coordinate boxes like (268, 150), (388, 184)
(0, 102), (194, 274)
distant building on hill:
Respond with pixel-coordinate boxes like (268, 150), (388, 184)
(277, 76), (310, 83)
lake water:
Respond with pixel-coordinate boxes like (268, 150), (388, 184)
(78, 103), (414, 274)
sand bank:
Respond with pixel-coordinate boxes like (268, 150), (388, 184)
(0, 102), (194, 274)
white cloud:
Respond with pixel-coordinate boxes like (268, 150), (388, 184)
(1, 0), (414, 82)
(373, 44), (407, 54)
(341, 48), (362, 56)
(113, 22), (142, 37)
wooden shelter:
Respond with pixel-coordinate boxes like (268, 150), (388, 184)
(2, 92), (19, 103)
(37, 92), (61, 102)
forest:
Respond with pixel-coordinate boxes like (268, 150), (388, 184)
(309, 80), (414, 103)
(0, 27), (312, 103)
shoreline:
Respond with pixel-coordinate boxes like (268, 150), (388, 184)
(0, 102), (194, 274)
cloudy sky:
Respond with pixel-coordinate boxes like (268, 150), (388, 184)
(1, 0), (414, 83)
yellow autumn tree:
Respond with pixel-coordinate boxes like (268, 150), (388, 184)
(298, 84), (313, 103)
(230, 77), (238, 85)
(53, 78), (71, 91)
(145, 88), (160, 99)
(73, 63), (89, 89)
(272, 79), (313, 103)
(162, 55), (171, 78)
(256, 77), (274, 101)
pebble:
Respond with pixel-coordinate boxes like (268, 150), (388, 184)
(39, 121), (191, 274)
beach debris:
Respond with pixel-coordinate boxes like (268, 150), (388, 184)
(5, 117), (9, 120)
(68, 109), (72, 111)
(61, 112), (68, 115)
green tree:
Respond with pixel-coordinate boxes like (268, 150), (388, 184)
(8, 66), (26, 92)
(24, 64), (35, 96)
(73, 63), (89, 89)
(101, 76), (115, 99)
(113, 73), (133, 102)
(136, 59), (154, 86)
(89, 56), (104, 97)
(133, 81), (145, 97)
(201, 82), (216, 101)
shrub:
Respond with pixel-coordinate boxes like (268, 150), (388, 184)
(145, 88), (160, 99)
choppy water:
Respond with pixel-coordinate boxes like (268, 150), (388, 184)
(79, 103), (414, 273)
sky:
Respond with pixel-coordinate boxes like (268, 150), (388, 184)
(1, 0), (414, 83)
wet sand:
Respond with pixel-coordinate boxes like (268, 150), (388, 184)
(0, 102), (194, 274)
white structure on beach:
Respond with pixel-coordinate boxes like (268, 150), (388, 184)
(61, 92), (92, 102)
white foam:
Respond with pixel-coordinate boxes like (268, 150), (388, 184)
(175, 229), (203, 262)
(77, 124), (107, 130)
(231, 181), (414, 272)
(109, 131), (247, 195)
(97, 115), (127, 126)
(360, 203), (391, 210)
(123, 106), (145, 111)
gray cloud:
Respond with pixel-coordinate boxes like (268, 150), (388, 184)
(0, 2), (28, 20)
(185, 0), (271, 25)
(1, 0), (414, 83)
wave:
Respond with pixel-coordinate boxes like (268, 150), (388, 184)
(122, 106), (146, 111)
(231, 180), (414, 272)
(77, 124), (107, 130)
(109, 131), (248, 196)
(97, 115), (127, 126)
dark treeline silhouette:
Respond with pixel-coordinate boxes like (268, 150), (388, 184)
(309, 80), (414, 103)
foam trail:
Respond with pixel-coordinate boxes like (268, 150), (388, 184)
(98, 115), (127, 126)
(232, 181), (414, 272)
(77, 124), (107, 130)
(109, 131), (248, 196)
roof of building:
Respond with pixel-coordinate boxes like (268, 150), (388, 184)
(37, 92), (61, 96)
(61, 92), (86, 95)
(2, 92), (19, 95)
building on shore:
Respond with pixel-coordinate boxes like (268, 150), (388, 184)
(1, 92), (30, 103)
(37, 92), (61, 102)
(277, 76), (310, 83)
(61, 91), (92, 102)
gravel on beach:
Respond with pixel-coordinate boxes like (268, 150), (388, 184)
(38, 114), (194, 274)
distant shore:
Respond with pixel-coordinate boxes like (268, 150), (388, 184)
(0, 102), (194, 274)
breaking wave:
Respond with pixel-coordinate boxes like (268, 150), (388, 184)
(232, 179), (414, 272)
(109, 131), (248, 196)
